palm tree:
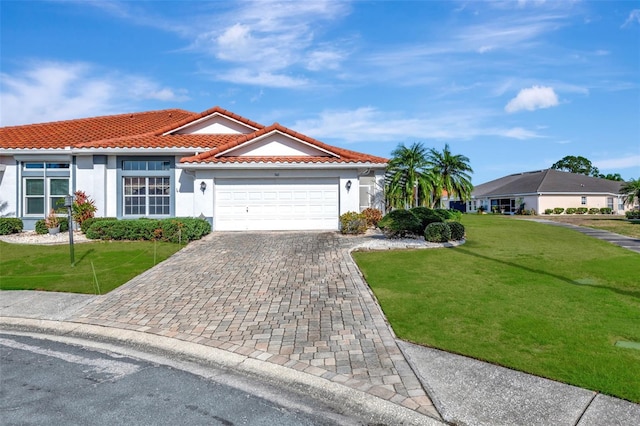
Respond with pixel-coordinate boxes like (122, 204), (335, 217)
(385, 142), (436, 209)
(426, 143), (473, 208)
(619, 178), (640, 209)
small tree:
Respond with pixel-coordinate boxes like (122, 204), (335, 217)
(619, 178), (640, 209)
(72, 191), (97, 228)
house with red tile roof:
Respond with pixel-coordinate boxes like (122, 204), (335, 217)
(0, 106), (387, 231)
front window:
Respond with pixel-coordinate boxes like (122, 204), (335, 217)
(581, 196), (587, 205)
(22, 162), (70, 216)
(119, 158), (173, 217)
(123, 177), (170, 216)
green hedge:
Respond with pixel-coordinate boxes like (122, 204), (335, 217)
(378, 209), (422, 238)
(35, 217), (69, 234)
(553, 208), (565, 214)
(576, 207), (588, 214)
(424, 222), (451, 243)
(80, 217), (118, 234)
(626, 210), (640, 220)
(0, 218), (23, 235)
(85, 218), (211, 242)
(409, 207), (444, 231)
(565, 207), (577, 214)
(600, 207), (612, 214)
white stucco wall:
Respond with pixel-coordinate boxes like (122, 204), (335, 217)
(75, 155), (108, 218)
(105, 156), (118, 217)
(0, 156), (17, 216)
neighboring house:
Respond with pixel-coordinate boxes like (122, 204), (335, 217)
(468, 169), (628, 215)
(0, 106), (387, 231)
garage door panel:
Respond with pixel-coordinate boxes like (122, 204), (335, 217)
(215, 178), (338, 231)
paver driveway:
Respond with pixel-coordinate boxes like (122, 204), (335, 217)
(73, 231), (438, 417)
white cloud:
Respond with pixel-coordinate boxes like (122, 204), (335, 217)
(214, 69), (308, 88)
(594, 155), (640, 170)
(293, 107), (543, 143)
(622, 9), (640, 28)
(505, 85), (559, 113)
(189, 0), (351, 82)
(0, 61), (188, 126)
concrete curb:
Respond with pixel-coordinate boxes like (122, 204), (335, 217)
(0, 317), (445, 426)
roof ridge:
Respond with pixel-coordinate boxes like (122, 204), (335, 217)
(157, 106), (266, 136)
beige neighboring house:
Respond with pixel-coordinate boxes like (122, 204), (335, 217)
(468, 169), (628, 215)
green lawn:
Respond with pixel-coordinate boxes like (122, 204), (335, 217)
(353, 215), (640, 403)
(0, 240), (183, 294)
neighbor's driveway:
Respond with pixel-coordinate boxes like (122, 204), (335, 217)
(73, 231), (437, 416)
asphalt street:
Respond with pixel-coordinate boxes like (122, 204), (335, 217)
(0, 332), (361, 426)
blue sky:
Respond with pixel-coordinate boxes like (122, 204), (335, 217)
(1, 0), (639, 184)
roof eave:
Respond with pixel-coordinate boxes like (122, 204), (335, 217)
(177, 161), (387, 170)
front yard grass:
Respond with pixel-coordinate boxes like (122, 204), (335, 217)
(0, 240), (182, 294)
(353, 214), (640, 403)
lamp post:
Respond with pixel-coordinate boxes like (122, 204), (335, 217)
(64, 194), (75, 267)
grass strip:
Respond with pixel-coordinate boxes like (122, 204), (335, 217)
(0, 240), (182, 294)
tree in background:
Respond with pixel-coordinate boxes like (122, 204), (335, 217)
(619, 178), (640, 209)
(551, 155), (600, 177)
(597, 173), (624, 181)
(426, 143), (473, 208)
(385, 142), (435, 209)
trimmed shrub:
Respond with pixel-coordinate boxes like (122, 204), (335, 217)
(600, 207), (612, 214)
(378, 209), (422, 238)
(544, 208), (554, 215)
(565, 207), (577, 214)
(553, 207), (565, 214)
(339, 211), (367, 235)
(448, 221), (465, 241)
(424, 222), (451, 243)
(626, 210), (640, 220)
(35, 217), (69, 234)
(159, 218), (212, 242)
(361, 208), (383, 228)
(576, 207), (588, 214)
(80, 217), (118, 234)
(588, 208), (600, 214)
(0, 218), (23, 235)
(85, 218), (211, 242)
(410, 207), (443, 231)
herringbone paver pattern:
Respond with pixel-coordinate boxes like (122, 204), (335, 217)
(73, 232), (438, 417)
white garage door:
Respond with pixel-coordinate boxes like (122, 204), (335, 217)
(215, 178), (339, 231)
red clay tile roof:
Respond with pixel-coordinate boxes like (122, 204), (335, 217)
(0, 109), (195, 149)
(0, 106), (388, 165)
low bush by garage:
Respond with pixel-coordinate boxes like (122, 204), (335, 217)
(86, 218), (211, 242)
